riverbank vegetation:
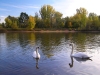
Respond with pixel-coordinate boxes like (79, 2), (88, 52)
(0, 5), (100, 31)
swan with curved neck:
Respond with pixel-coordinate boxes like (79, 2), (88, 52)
(69, 43), (91, 59)
(33, 47), (40, 59)
(69, 53), (92, 68)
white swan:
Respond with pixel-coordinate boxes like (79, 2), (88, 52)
(69, 43), (91, 59)
(33, 47), (40, 59)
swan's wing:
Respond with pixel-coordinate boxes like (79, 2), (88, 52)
(33, 51), (36, 58)
(33, 51), (40, 59)
(72, 52), (89, 58)
(38, 53), (40, 58)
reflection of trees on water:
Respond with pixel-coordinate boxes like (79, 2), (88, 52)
(71, 33), (87, 52)
(6, 33), (36, 51)
(65, 33), (86, 52)
(6, 33), (19, 42)
(6, 33), (19, 49)
(18, 33), (36, 49)
(85, 33), (100, 49)
(0, 33), (7, 51)
(35, 33), (66, 58)
(5, 32), (100, 58)
(66, 32), (100, 52)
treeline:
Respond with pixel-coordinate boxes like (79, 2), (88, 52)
(0, 5), (100, 31)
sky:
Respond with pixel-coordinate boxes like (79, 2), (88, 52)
(0, 0), (100, 23)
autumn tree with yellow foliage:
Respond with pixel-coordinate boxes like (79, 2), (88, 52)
(27, 16), (36, 30)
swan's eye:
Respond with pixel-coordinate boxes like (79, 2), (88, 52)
(69, 44), (71, 46)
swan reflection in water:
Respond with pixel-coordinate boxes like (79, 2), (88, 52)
(33, 47), (40, 69)
(69, 56), (92, 68)
(35, 58), (39, 69)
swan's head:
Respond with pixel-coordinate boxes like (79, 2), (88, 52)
(36, 47), (39, 49)
(69, 43), (72, 46)
(69, 43), (73, 46)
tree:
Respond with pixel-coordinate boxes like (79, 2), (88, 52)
(11, 21), (18, 29)
(69, 7), (88, 30)
(1, 23), (5, 28)
(5, 15), (19, 29)
(76, 7), (88, 29)
(86, 13), (100, 30)
(54, 11), (63, 28)
(35, 12), (44, 28)
(88, 13), (98, 21)
(5, 17), (12, 28)
(27, 16), (36, 30)
(64, 17), (70, 28)
(69, 15), (80, 29)
(19, 12), (29, 28)
(39, 5), (55, 28)
(39, 5), (63, 28)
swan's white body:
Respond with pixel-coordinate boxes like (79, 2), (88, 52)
(72, 52), (90, 59)
(70, 44), (91, 59)
(33, 47), (40, 59)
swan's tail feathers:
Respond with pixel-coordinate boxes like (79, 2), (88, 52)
(89, 58), (92, 61)
(88, 56), (93, 61)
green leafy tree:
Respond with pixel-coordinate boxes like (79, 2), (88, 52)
(1, 23), (5, 28)
(69, 7), (88, 30)
(87, 13), (100, 30)
(19, 12), (29, 28)
(76, 7), (88, 29)
(64, 17), (70, 28)
(5, 15), (19, 29)
(39, 5), (55, 28)
(11, 21), (18, 29)
(35, 12), (44, 28)
(69, 15), (80, 29)
(54, 11), (63, 28)
(39, 5), (63, 28)
(27, 16), (36, 30)
(5, 17), (12, 28)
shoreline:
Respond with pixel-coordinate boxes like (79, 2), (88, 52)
(0, 30), (100, 33)
(0, 28), (100, 33)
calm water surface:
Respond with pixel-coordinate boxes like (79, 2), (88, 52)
(0, 32), (100, 75)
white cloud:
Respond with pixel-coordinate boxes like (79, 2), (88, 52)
(0, 16), (6, 23)
(0, 8), (11, 11)
(2, 3), (40, 9)
(52, 0), (100, 17)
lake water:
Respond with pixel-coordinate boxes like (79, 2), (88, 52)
(0, 32), (100, 75)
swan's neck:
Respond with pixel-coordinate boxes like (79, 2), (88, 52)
(71, 45), (73, 55)
(36, 49), (38, 57)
